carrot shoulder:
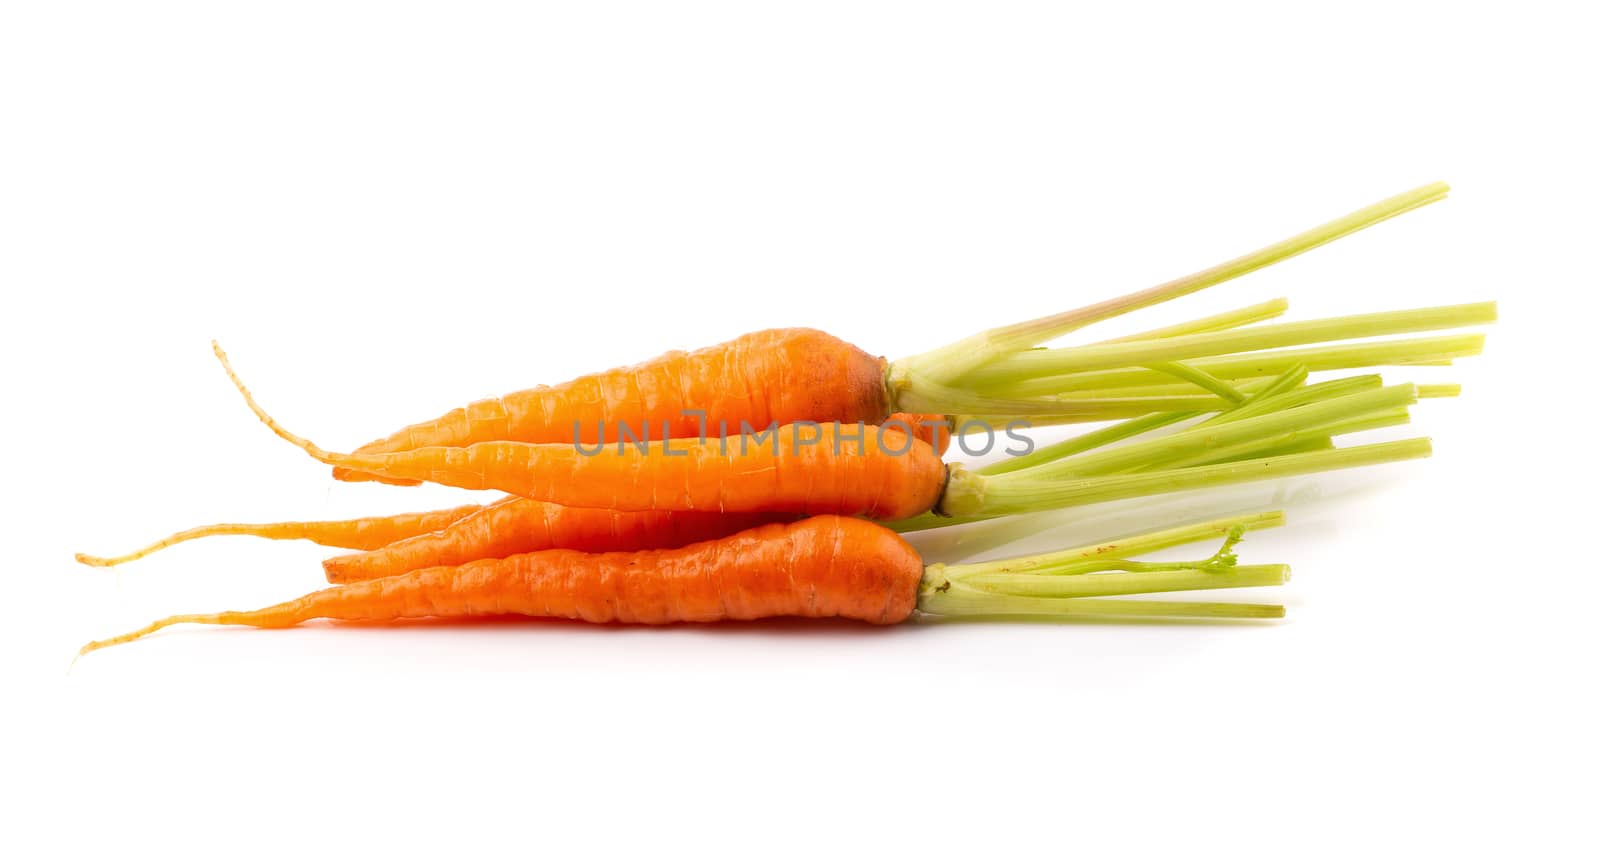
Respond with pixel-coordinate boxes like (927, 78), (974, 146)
(81, 515), (925, 653)
(322, 499), (794, 582)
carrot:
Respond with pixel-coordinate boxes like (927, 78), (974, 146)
(72, 412), (945, 570)
(81, 512), (1293, 654)
(74, 500), (498, 568)
(322, 499), (791, 583)
(343, 411), (951, 486)
(332, 183), (1475, 484)
(219, 342), (1435, 522)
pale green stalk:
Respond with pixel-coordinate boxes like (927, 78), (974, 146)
(917, 588), (1285, 619)
(976, 412), (1196, 476)
(955, 511), (1284, 573)
(989, 375), (1454, 402)
(1095, 298), (1289, 344)
(959, 302), (1496, 386)
(891, 182), (1449, 391)
(916, 513), (1290, 619)
(948, 438), (1433, 517)
(998, 385), (1418, 483)
(1152, 407), (1412, 471)
(983, 333), (1484, 398)
(965, 564), (1289, 598)
(1144, 360), (1249, 403)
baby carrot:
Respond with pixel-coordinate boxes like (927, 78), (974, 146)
(322, 499), (791, 583)
(344, 411), (952, 486)
(335, 183), (1473, 483)
(219, 343), (1433, 522)
(75, 411), (943, 571)
(74, 500), (496, 567)
(81, 512), (1291, 653)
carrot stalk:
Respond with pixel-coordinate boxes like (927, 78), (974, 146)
(890, 181), (1451, 390)
(977, 364), (1313, 478)
(1094, 298), (1290, 344)
(951, 438), (1432, 517)
(965, 332), (1484, 404)
(956, 302), (1496, 389)
(216, 340), (1433, 525)
(323, 183), (1468, 478)
(965, 564), (1288, 598)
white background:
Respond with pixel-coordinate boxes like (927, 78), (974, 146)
(4, 2), (1596, 864)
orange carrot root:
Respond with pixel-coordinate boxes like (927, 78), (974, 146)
(80, 516), (925, 654)
(74, 501), (497, 568)
(214, 341), (948, 520)
(323, 498), (792, 582)
(334, 328), (890, 484)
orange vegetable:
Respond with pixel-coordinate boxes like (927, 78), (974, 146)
(332, 184), (1448, 484)
(80, 512), (1295, 654)
(335, 329), (888, 484)
(219, 342), (1435, 523)
(82, 516), (924, 653)
(322, 499), (791, 583)
(75, 500), (496, 568)
(78, 414), (947, 573)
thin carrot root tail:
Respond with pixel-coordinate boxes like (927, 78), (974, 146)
(211, 341), (369, 474)
(77, 608), (310, 656)
(78, 613), (229, 655)
(75, 525), (248, 568)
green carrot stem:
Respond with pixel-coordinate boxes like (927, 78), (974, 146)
(999, 384), (1417, 483)
(889, 378), (1249, 418)
(1152, 407), (1412, 471)
(963, 564), (1289, 598)
(1096, 298), (1289, 344)
(958, 302), (1496, 386)
(917, 587), (1286, 620)
(1000, 373), (1454, 403)
(945, 437), (1433, 517)
(943, 511), (1285, 575)
(1189, 364), (1312, 426)
(1145, 361), (1249, 403)
(978, 412), (1197, 476)
(1197, 436), (1334, 466)
(983, 333), (1484, 398)
(977, 365), (1309, 477)
(892, 182), (1449, 387)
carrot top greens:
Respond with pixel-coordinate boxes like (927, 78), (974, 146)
(887, 182), (1489, 418)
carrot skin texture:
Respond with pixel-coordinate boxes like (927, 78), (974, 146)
(325, 415), (945, 580)
(328, 424), (948, 520)
(323, 499), (793, 583)
(81, 517), (925, 652)
(336, 328), (890, 483)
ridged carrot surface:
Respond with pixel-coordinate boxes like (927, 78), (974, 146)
(336, 328), (889, 483)
(322, 499), (792, 583)
(79, 408), (946, 571)
(318, 423), (944, 520)
(82, 516), (925, 652)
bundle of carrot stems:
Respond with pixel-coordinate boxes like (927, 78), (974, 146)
(77, 182), (1493, 653)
